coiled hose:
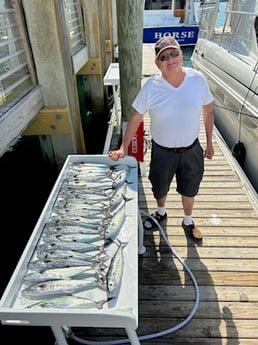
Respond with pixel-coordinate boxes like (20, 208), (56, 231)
(69, 210), (200, 345)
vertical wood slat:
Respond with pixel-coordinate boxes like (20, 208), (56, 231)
(116, 0), (145, 121)
(55, 0), (86, 154)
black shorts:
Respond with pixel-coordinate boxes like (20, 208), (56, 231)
(149, 139), (204, 199)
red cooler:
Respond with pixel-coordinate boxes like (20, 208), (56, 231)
(128, 120), (144, 162)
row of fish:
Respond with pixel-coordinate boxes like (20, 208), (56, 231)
(20, 161), (133, 309)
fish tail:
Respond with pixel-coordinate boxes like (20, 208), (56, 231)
(95, 297), (114, 310)
(98, 277), (107, 290)
(114, 238), (128, 249)
(94, 259), (108, 272)
(122, 193), (133, 202)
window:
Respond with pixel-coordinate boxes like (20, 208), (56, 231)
(0, 0), (36, 116)
(63, 0), (86, 55)
(145, 0), (172, 10)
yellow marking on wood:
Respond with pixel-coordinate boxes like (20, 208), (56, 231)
(23, 107), (71, 135)
(105, 40), (112, 53)
(77, 58), (101, 75)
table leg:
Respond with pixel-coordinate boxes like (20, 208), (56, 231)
(138, 208), (146, 255)
(51, 325), (69, 345)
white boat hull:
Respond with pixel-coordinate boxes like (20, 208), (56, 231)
(191, 0), (258, 193)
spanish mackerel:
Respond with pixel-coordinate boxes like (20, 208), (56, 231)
(26, 295), (111, 310)
(21, 278), (105, 299)
(28, 257), (107, 271)
(35, 249), (108, 263)
(106, 240), (125, 293)
(42, 232), (104, 244)
(37, 240), (105, 253)
(43, 223), (106, 236)
(23, 266), (95, 283)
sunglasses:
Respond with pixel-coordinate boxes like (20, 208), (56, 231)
(158, 50), (180, 62)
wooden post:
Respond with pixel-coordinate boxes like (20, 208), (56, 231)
(116, 0), (145, 121)
(82, 0), (106, 115)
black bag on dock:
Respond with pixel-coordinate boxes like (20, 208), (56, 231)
(231, 141), (245, 167)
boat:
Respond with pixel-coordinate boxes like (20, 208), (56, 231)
(191, 0), (258, 193)
(143, 0), (199, 45)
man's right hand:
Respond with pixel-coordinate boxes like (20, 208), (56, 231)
(108, 148), (125, 161)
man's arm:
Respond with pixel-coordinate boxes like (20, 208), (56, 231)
(202, 103), (214, 159)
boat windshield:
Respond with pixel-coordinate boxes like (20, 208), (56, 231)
(198, 0), (258, 58)
(144, 0), (188, 10)
(145, 0), (172, 10)
(144, 0), (198, 25)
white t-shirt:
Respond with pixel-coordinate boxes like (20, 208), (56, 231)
(132, 67), (214, 148)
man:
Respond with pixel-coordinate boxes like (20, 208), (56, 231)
(108, 36), (214, 240)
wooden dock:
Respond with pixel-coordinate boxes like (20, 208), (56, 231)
(72, 44), (258, 345)
(138, 44), (258, 345)
(136, 118), (258, 345)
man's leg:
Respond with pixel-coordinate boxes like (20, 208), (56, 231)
(143, 195), (168, 229)
(181, 195), (202, 240)
(181, 195), (194, 218)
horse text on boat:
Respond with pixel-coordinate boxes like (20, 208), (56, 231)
(143, 0), (199, 45)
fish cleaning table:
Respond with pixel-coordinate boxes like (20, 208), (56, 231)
(0, 155), (140, 345)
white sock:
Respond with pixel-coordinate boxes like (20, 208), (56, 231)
(144, 207), (166, 229)
(184, 215), (193, 225)
(157, 206), (166, 216)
